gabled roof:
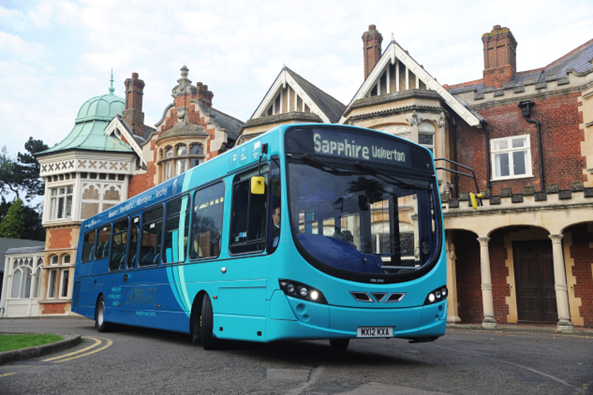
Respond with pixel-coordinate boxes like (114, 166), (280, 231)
(340, 40), (482, 128)
(251, 66), (346, 123)
(104, 115), (147, 166)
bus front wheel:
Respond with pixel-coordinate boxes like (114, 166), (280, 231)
(95, 296), (114, 333)
(329, 338), (350, 350)
(200, 296), (220, 350)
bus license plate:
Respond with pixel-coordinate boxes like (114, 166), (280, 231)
(357, 327), (393, 338)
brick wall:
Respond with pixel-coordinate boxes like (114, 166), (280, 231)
(489, 229), (511, 323)
(42, 303), (67, 315)
(454, 92), (585, 196)
(567, 223), (593, 327)
(47, 228), (74, 249)
(128, 138), (157, 198)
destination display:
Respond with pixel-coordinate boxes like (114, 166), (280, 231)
(285, 127), (428, 168)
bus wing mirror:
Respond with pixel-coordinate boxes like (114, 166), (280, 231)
(470, 193), (483, 210)
(251, 176), (266, 195)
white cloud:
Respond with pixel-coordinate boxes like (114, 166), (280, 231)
(0, 0), (592, 157)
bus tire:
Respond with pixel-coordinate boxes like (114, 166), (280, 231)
(200, 296), (219, 350)
(329, 338), (349, 350)
(95, 296), (114, 333)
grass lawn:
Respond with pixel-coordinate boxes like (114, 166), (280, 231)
(0, 334), (64, 353)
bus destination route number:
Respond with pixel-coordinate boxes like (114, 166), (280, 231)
(357, 326), (394, 338)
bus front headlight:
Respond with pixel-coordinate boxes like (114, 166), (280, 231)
(279, 279), (327, 304)
(424, 286), (448, 305)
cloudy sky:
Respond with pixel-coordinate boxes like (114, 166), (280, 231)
(1, 0), (592, 157)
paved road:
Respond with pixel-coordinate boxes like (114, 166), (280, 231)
(0, 318), (592, 394)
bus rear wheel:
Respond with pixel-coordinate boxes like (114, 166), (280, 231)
(329, 338), (350, 350)
(95, 296), (114, 333)
(200, 296), (220, 350)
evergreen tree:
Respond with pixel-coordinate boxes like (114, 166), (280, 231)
(0, 198), (25, 239)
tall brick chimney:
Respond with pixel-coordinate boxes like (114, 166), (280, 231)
(123, 72), (145, 137)
(362, 24), (383, 80)
(482, 25), (517, 89)
(195, 82), (213, 107)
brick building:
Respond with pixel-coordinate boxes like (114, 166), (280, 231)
(239, 25), (593, 330)
(23, 68), (242, 317)
(13, 25), (592, 330)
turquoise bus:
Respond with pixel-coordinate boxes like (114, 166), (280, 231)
(72, 124), (447, 350)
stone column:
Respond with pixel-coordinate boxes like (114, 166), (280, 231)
(548, 234), (573, 332)
(477, 237), (496, 329)
(446, 233), (461, 324)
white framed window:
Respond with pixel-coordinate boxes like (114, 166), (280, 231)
(33, 266), (42, 298)
(62, 254), (71, 265)
(48, 269), (58, 298)
(50, 255), (59, 265)
(11, 268), (22, 298)
(59, 269), (70, 298)
(177, 159), (187, 175)
(491, 135), (532, 180)
(418, 122), (435, 153)
(49, 185), (73, 220)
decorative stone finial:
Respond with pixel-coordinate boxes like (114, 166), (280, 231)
(181, 65), (189, 78)
(391, 33), (395, 42)
(109, 69), (115, 94)
(172, 65), (197, 98)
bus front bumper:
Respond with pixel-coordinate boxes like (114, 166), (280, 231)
(265, 292), (447, 342)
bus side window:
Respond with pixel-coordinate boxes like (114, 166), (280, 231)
(127, 216), (140, 269)
(191, 183), (224, 260)
(164, 195), (190, 264)
(81, 231), (96, 263)
(140, 206), (163, 266)
(95, 226), (112, 260)
(230, 167), (268, 254)
(110, 218), (128, 271)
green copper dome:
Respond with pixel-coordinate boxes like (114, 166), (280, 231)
(38, 73), (134, 156)
(75, 92), (125, 122)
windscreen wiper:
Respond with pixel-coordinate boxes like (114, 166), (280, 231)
(354, 162), (432, 190)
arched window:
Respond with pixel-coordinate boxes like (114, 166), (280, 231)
(63, 254), (71, 264)
(33, 265), (42, 298)
(176, 143), (187, 156)
(50, 255), (59, 265)
(190, 143), (203, 155)
(11, 268), (22, 298)
(165, 146), (173, 158)
(21, 266), (32, 299)
(189, 143), (204, 169)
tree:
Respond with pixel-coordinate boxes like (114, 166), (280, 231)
(0, 198), (25, 239)
(0, 138), (49, 203)
(17, 137), (49, 200)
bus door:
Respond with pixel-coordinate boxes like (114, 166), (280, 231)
(217, 166), (270, 341)
(121, 215), (140, 324)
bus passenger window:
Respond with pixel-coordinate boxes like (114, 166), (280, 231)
(109, 218), (128, 271)
(81, 231), (96, 263)
(95, 226), (112, 260)
(230, 167), (268, 254)
(191, 183), (224, 260)
(164, 195), (190, 263)
(127, 216), (140, 269)
(140, 206), (163, 266)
